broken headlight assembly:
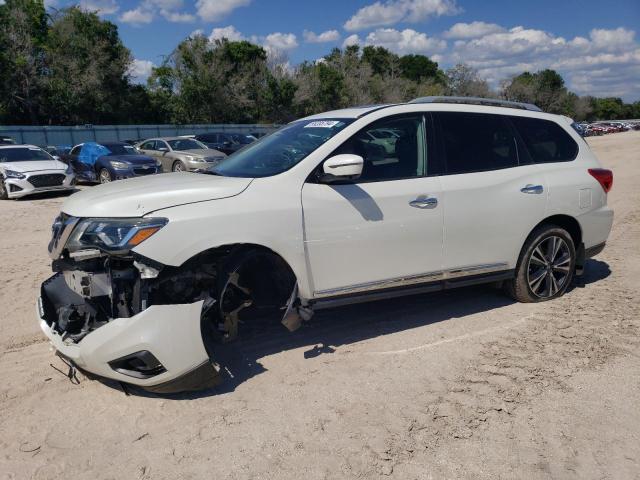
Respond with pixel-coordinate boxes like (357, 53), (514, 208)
(66, 217), (168, 255)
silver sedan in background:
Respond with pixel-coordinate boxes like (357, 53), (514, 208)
(136, 137), (226, 172)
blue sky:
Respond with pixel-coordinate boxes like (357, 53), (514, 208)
(63, 0), (640, 100)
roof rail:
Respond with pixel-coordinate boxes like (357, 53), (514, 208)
(409, 96), (542, 112)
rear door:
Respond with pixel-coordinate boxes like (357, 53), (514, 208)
(434, 112), (548, 273)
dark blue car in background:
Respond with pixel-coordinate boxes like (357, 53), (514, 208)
(62, 142), (162, 183)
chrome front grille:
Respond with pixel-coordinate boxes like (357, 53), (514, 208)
(28, 173), (65, 188)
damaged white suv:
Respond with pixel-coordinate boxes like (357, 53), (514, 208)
(38, 97), (613, 393)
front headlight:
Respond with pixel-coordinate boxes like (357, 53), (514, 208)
(110, 160), (129, 169)
(66, 217), (168, 254)
(4, 169), (26, 179)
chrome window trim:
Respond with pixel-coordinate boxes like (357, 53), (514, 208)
(313, 262), (509, 298)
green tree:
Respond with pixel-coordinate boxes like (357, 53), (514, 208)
(0, 0), (48, 124)
(445, 64), (491, 97)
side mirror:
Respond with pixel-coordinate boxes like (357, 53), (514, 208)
(321, 154), (363, 183)
(53, 155), (61, 161)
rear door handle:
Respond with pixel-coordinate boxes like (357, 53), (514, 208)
(409, 196), (438, 209)
(521, 184), (544, 194)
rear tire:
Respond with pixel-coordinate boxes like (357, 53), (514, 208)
(505, 225), (576, 303)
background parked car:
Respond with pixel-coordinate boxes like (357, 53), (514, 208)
(136, 137), (226, 172)
(0, 144), (75, 199)
(194, 132), (257, 155)
(62, 141), (161, 183)
(44, 145), (72, 158)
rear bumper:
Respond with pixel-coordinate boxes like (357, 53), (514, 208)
(37, 275), (218, 392)
(6, 171), (75, 198)
(577, 205), (614, 251)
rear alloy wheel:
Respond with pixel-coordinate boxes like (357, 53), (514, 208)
(172, 161), (186, 172)
(0, 178), (9, 200)
(99, 168), (112, 184)
(505, 226), (576, 303)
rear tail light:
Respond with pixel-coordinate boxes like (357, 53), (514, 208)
(588, 168), (613, 193)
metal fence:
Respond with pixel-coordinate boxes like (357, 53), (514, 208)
(0, 124), (280, 147)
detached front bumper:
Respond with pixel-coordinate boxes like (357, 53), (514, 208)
(38, 274), (218, 393)
(6, 171), (75, 199)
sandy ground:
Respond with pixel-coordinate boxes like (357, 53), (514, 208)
(1, 132), (639, 480)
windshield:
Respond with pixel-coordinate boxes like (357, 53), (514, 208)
(211, 119), (353, 178)
(0, 147), (53, 163)
(104, 144), (138, 155)
(168, 139), (207, 151)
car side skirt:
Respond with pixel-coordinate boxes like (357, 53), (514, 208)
(311, 268), (515, 310)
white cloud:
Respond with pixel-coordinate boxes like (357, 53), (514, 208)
(342, 34), (361, 48)
(365, 28), (446, 54)
(79, 0), (119, 15)
(589, 27), (635, 52)
(209, 25), (245, 42)
(128, 59), (154, 83)
(119, 0), (196, 25)
(263, 32), (298, 51)
(344, 0), (460, 31)
(161, 10), (195, 22)
(444, 21), (505, 39)
(119, 7), (153, 24)
(195, 0), (251, 22)
(448, 25), (640, 101)
(303, 29), (341, 44)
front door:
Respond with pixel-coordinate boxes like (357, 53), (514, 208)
(302, 114), (444, 297)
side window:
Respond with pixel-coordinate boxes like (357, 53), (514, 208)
(511, 116), (578, 163)
(158, 141), (169, 151)
(436, 112), (518, 175)
(141, 141), (155, 150)
(331, 115), (426, 182)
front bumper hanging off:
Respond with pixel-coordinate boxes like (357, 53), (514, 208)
(38, 274), (219, 393)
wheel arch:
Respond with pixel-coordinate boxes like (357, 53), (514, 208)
(532, 214), (582, 248)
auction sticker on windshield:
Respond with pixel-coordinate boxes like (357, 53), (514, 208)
(304, 121), (341, 128)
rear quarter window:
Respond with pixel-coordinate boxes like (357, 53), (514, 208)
(511, 116), (578, 163)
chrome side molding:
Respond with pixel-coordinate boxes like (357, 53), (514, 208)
(314, 262), (509, 298)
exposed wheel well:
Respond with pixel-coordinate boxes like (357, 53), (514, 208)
(533, 215), (582, 248)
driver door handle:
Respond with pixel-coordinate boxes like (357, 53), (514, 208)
(409, 196), (438, 209)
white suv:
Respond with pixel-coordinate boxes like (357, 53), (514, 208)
(38, 97), (613, 393)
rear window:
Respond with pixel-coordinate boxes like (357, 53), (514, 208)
(511, 117), (578, 163)
(436, 112), (519, 175)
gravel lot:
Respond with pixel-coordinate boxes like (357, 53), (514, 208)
(1, 132), (639, 480)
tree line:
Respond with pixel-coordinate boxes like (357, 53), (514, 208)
(1, 0), (639, 126)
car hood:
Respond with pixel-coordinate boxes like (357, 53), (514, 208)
(104, 154), (156, 165)
(179, 149), (225, 157)
(0, 160), (66, 172)
(62, 172), (253, 217)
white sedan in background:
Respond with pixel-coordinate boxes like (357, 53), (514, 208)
(0, 144), (76, 199)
